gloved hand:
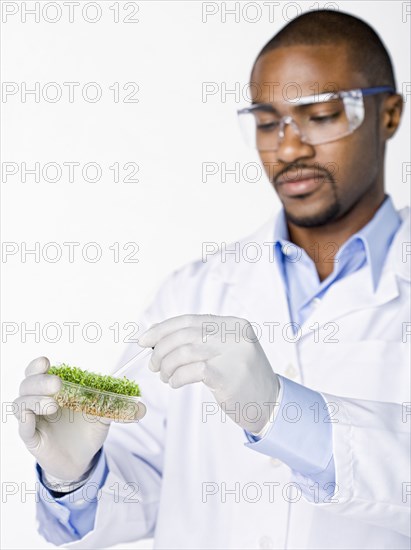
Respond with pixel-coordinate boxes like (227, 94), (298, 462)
(139, 314), (280, 433)
(13, 356), (111, 482)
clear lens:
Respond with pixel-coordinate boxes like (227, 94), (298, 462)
(238, 91), (365, 151)
(342, 93), (365, 132)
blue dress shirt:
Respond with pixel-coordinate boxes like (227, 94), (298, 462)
(36, 195), (402, 538)
(243, 195), (401, 502)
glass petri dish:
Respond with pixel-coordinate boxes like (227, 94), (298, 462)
(53, 380), (146, 422)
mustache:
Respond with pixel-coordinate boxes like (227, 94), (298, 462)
(273, 163), (335, 185)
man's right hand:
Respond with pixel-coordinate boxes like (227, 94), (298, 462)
(13, 356), (111, 482)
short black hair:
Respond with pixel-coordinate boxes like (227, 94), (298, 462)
(252, 10), (396, 90)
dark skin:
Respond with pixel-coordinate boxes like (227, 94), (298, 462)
(251, 44), (403, 280)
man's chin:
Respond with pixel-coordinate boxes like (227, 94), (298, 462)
(283, 201), (341, 228)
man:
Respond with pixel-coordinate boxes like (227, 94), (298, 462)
(14, 9), (410, 549)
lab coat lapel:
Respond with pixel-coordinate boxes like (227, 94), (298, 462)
(214, 215), (300, 370)
(212, 209), (404, 360)
(298, 206), (409, 336)
(226, 253), (400, 347)
(299, 261), (401, 338)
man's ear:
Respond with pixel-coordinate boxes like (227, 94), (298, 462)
(381, 93), (403, 140)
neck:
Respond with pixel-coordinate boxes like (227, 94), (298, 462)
(287, 189), (386, 281)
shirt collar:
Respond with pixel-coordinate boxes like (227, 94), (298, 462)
(273, 208), (289, 243)
(273, 195), (401, 291)
(342, 195), (401, 290)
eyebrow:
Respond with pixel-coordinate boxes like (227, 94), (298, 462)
(250, 103), (282, 115)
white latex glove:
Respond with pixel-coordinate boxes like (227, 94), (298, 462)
(13, 356), (111, 482)
(139, 314), (280, 433)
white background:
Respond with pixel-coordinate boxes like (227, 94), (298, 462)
(1, 1), (410, 548)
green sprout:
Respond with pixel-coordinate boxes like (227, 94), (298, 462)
(48, 364), (141, 421)
(48, 364), (141, 396)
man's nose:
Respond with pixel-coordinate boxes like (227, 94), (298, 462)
(276, 123), (315, 164)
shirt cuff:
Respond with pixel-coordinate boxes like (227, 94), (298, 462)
(244, 375), (334, 477)
(247, 377), (283, 438)
(36, 448), (108, 519)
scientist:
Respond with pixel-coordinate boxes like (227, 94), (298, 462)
(14, 9), (410, 550)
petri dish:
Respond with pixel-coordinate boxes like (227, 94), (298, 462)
(53, 380), (147, 422)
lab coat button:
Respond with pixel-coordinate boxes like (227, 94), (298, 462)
(269, 457), (281, 467)
(311, 297), (321, 308)
(259, 535), (274, 548)
(285, 363), (297, 378)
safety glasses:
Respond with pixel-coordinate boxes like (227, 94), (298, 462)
(237, 86), (395, 151)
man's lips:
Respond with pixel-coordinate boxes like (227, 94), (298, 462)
(275, 170), (328, 197)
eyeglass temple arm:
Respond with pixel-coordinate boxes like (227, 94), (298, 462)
(361, 86), (396, 96)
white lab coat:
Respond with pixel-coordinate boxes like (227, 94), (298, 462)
(59, 207), (410, 550)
